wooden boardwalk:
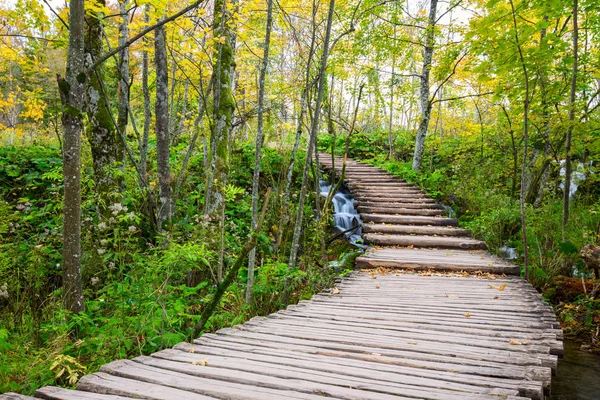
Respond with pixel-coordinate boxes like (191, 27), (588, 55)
(3, 156), (563, 400)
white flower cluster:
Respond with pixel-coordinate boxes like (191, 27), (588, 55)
(109, 203), (128, 216)
(0, 283), (8, 298)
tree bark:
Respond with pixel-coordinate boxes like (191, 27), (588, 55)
(412, 0), (438, 171)
(140, 5), (151, 182)
(562, 0), (578, 236)
(84, 0), (123, 218)
(509, 0), (530, 280)
(247, 0), (274, 304)
(117, 0), (130, 148)
(288, 0), (336, 269)
(59, 0), (85, 313)
(204, 0), (235, 216)
(155, 21), (171, 230)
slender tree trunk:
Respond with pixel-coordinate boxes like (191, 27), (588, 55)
(204, 0), (235, 216)
(155, 22), (171, 230)
(412, 0), (438, 171)
(140, 5), (151, 182)
(388, 42), (396, 159)
(509, 0), (530, 280)
(117, 0), (130, 148)
(288, 0), (336, 269)
(247, 0), (274, 304)
(59, 0), (85, 313)
(562, 0), (578, 237)
(275, 90), (307, 253)
(84, 0), (123, 218)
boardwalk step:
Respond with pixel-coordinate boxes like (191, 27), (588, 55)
(364, 234), (487, 250)
(362, 214), (458, 226)
(363, 223), (471, 237)
(357, 206), (445, 216)
(356, 248), (519, 275)
(356, 201), (443, 209)
(354, 195), (437, 203)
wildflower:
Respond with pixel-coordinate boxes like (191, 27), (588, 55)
(98, 222), (107, 230)
(108, 262), (115, 269)
(109, 203), (123, 215)
(128, 226), (137, 233)
(0, 283), (8, 298)
(97, 248), (106, 255)
(91, 277), (99, 286)
(127, 211), (135, 220)
(100, 239), (108, 245)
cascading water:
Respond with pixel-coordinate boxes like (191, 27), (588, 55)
(319, 179), (363, 246)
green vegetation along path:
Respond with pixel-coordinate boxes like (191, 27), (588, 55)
(2, 156), (563, 400)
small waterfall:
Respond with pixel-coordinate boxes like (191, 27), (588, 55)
(500, 246), (518, 260)
(319, 179), (363, 246)
(559, 160), (592, 198)
(440, 203), (455, 218)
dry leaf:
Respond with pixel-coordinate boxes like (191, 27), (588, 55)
(332, 287), (341, 294)
(188, 347), (196, 353)
(445, 292), (459, 298)
(192, 359), (209, 366)
(375, 283), (380, 289)
(509, 340), (522, 345)
(371, 352), (382, 356)
(464, 313), (471, 318)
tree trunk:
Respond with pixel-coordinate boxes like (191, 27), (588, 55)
(204, 0), (235, 216)
(84, 0), (123, 218)
(509, 0), (530, 280)
(155, 22), (171, 230)
(247, 0), (274, 304)
(140, 5), (151, 182)
(562, 0), (578, 237)
(288, 0), (336, 269)
(412, 0), (438, 171)
(117, 0), (130, 147)
(59, 0), (85, 313)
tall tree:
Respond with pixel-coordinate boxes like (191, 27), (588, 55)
(117, 0), (130, 145)
(562, 0), (579, 236)
(58, 0), (85, 313)
(247, 0), (274, 304)
(155, 21), (171, 230)
(288, 0), (336, 269)
(412, 0), (438, 171)
(84, 0), (124, 218)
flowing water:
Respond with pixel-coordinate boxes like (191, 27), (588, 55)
(319, 179), (363, 246)
(549, 340), (600, 400)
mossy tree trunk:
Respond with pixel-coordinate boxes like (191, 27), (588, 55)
(84, 0), (124, 219)
(155, 21), (172, 231)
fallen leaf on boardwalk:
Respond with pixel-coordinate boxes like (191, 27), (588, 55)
(188, 347), (196, 353)
(375, 283), (380, 289)
(371, 352), (382, 356)
(192, 360), (209, 366)
(464, 313), (471, 318)
(494, 295), (500, 299)
(332, 287), (341, 294)
(488, 283), (507, 291)
(445, 292), (459, 298)
(406, 341), (418, 345)
(407, 245), (414, 249)
(509, 340), (527, 345)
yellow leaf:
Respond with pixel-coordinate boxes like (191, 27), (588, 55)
(464, 313), (471, 318)
(192, 359), (209, 366)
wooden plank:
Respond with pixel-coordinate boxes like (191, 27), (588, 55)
(364, 234), (487, 249)
(358, 202), (443, 209)
(358, 206), (445, 216)
(363, 224), (471, 236)
(77, 372), (212, 399)
(361, 214), (458, 226)
(0, 394), (37, 400)
(34, 387), (132, 400)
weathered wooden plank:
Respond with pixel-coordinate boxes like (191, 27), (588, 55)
(0, 394), (37, 400)
(364, 234), (487, 249)
(358, 207), (445, 216)
(358, 202), (443, 209)
(361, 214), (458, 226)
(34, 387), (132, 400)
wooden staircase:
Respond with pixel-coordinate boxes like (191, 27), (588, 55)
(318, 154), (518, 274)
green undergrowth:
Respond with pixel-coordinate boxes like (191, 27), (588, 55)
(0, 143), (355, 394)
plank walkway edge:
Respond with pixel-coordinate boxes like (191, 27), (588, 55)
(2, 155), (562, 400)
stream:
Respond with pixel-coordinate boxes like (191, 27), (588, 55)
(549, 340), (600, 399)
(319, 179), (363, 246)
